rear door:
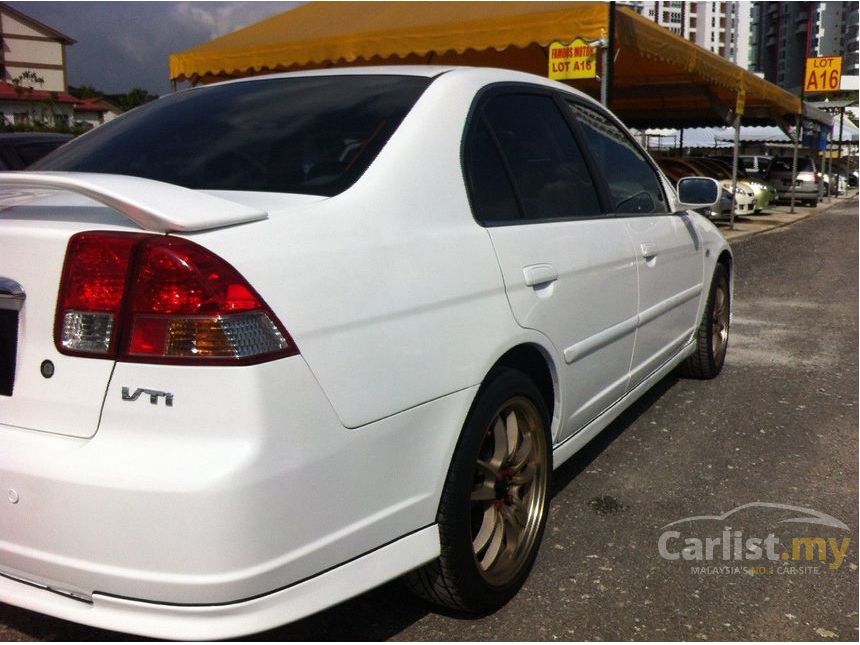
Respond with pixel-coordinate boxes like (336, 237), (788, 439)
(464, 88), (639, 439)
(565, 101), (703, 386)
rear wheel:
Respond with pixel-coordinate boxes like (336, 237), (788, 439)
(678, 263), (730, 379)
(405, 367), (551, 612)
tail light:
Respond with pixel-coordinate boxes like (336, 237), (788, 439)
(56, 232), (297, 364)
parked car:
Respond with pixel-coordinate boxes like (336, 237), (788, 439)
(0, 67), (731, 640)
(767, 156), (821, 206)
(737, 154), (773, 179)
(686, 157), (759, 215)
(656, 157), (733, 218)
(821, 171), (846, 196)
(698, 157), (777, 213)
(655, 156), (755, 218)
(0, 132), (73, 170)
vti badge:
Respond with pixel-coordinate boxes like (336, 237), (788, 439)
(121, 387), (174, 407)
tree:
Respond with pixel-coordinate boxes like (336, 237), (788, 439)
(68, 85), (102, 100)
(109, 87), (158, 112)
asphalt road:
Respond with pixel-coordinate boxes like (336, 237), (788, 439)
(1, 198), (857, 641)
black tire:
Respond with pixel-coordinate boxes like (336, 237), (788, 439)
(678, 263), (730, 379)
(405, 367), (551, 613)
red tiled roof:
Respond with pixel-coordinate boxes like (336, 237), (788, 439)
(0, 81), (78, 104)
(73, 96), (121, 113)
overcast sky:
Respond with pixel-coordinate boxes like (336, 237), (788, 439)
(9, 1), (303, 95)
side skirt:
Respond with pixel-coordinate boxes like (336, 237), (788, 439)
(551, 339), (695, 469)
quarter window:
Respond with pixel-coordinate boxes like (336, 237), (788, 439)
(464, 119), (521, 224)
(568, 102), (668, 214)
(479, 93), (602, 221)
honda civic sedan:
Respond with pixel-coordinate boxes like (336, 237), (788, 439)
(0, 67), (731, 639)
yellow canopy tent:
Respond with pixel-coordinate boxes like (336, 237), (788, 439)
(169, 1), (801, 128)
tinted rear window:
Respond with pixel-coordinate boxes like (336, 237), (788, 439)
(35, 75), (432, 196)
(770, 158), (814, 173)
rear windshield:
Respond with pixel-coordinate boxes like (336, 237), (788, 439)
(770, 157), (814, 173)
(35, 75), (432, 196)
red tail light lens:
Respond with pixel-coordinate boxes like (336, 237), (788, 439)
(57, 232), (145, 355)
(56, 232), (297, 364)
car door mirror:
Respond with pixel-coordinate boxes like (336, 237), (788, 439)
(677, 177), (721, 209)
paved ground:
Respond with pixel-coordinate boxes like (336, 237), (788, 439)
(0, 196), (857, 641)
(717, 190), (858, 243)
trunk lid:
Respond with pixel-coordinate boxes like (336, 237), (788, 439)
(0, 178), (309, 439)
(0, 191), (136, 438)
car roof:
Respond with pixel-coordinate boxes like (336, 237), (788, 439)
(181, 65), (599, 105)
(207, 65), (460, 87)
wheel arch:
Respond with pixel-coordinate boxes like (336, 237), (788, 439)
(466, 340), (561, 444)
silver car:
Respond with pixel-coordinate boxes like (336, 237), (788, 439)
(767, 157), (821, 206)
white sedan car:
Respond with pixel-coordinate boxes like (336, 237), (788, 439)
(0, 67), (731, 639)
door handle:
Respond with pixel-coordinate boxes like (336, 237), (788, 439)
(640, 243), (659, 260)
(523, 263), (558, 287)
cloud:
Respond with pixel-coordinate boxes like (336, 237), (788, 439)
(173, 2), (275, 40)
(7, 2), (303, 95)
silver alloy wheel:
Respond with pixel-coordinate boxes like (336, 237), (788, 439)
(712, 277), (730, 364)
(470, 396), (548, 585)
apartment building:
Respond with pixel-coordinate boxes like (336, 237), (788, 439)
(750, 1), (859, 93)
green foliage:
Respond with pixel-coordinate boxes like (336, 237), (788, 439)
(67, 84), (101, 99)
(69, 84), (158, 111)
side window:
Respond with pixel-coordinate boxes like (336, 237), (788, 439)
(481, 93), (602, 221)
(568, 102), (668, 215)
(465, 118), (522, 224)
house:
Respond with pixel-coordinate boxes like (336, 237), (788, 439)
(73, 96), (122, 128)
(0, 3), (77, 127)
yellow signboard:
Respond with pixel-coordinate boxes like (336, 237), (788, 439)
(804, 56), (843, 93)
(549, 39), (597, 80)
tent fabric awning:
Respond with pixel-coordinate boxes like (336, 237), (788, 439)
(169, 2), (803, 127)
(611, 7), (800, 123)
(170, 1), (608, 81)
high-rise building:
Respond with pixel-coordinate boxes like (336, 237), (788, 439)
(750, 1), (859, 94)
(813, 2), (859, 77)
(620, 1), (753, 68)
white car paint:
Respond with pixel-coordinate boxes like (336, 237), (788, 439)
(0, 66), (731, 639)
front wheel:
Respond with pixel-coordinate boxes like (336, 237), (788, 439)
(678, 263), (730, 379)
(405, 368), (551, 613)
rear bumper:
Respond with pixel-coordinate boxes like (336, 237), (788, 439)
(775, 182), (818, 199)
(0, 356), (474, 635)
(0, 524), (439, 640)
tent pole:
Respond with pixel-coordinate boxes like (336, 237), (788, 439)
(790, 113), (801, 214)
(601, 2), (615, 107)
(601, 46), (609, 106)
(825, 129), (833, 199)
(837, 105), (845, 197)
(817, 129), (827, 203)
(730, 113), (740, 230)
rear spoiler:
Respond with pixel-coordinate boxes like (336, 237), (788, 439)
(0, 172), (267, 233)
